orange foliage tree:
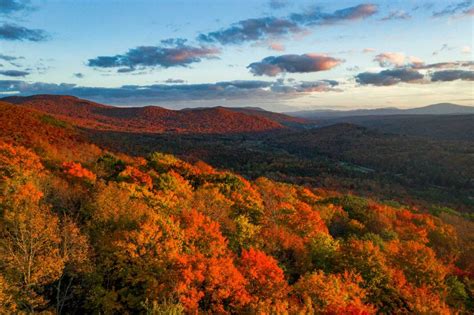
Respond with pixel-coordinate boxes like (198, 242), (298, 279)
(238, 248), (289, 313)
(174, 210), (250, 314)
(62, 161), (96, 181)
(293, 271), (375, 314)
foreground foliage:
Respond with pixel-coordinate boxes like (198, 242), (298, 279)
(0, 139), (472, 314)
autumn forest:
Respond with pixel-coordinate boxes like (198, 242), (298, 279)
(1, 1), (474, 313)
(0, 95), (472, 314)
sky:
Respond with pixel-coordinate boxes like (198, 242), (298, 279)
(0, 0), (473, 111)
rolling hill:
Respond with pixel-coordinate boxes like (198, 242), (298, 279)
(0, 100), (101, 162)
(2, 95), (288, 134)
(226, 106), (312, 127)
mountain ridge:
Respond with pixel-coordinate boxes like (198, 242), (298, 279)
(2, 94), (290, 134)
(287, 103), (474, 119)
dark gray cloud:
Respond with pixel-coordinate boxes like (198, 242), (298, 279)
(0, 78), (338, 106)
(117, 67), (135, 73)
(0, 54), (22, 62)
(413, 3), (435, 11)
(164, 78), (186, 84)
(88, 40), (220, 72)
(197, 17), (301, 45)
(355, 68), (424, 86)
(290, 3), (378, 26)
(0, 23), (48, 41)
(380, 10), (411, 21)
(0, 69), (29, 77)
(248, 54), (342, 76)
(432, 43), (452, 56)
(0, 0), (31, 14)
(412, 61), (474, 69)
(432, 0), (473, 17)
(0, 54), (24, 67)
(431, 70), (474, 81)
(73, 73), (84, 78)
(198, 3), (377, 45)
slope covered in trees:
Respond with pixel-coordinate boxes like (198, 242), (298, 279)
(86, 123), (474, 213)
(3, 95), (287, 134)
(0, 99), (473, 314)
(315, 114), (474, 142)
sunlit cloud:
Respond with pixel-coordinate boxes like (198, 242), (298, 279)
(248, 53), (342, 76)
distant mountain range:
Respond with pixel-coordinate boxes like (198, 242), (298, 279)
(287, 103), (474, 119)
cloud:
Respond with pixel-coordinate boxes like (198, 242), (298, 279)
(73, 73), (84, 78)
(269, 0), (289, 10)
(374, 52), (424, 67)
(380, 10), (411, 21)
(413, 3), (434, 11)
(358, 58), (473, 86)
(0, 78), (338, 105)
(164, 78), (186, 84)
(346, 65), (360, 72)
(290, 3), (378, 26)
(355, 68), (424, 86)
(271, 79), (340, 93)
(268, 41), (285, 51)
(461, 46), (471, 54)
(117, 67), (135, 73)
(88, 40), (220, 71)
(198, 3), (377, 45)
(248, 53), (342, 76)
(432, 44), (451, 56)
(0, 54), (21, 61)
(407, 56), (424, 66)
(0, 0), (31, 14)
(412, 60), (474, 69)
(431, 70), (474, 81)
(197, 17), (301, 45)
(464, 7), (474, 15)
(0, 23), (49, 41)
(362, 48), (375, 53)
(374, 52), (406, 67)
(0, 69), (29, 77)
(432, 0), (473, 17)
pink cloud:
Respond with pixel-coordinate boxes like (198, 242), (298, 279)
(362, 48), (375, 53)
(374, 52), (406, 67)
(268, 42), (286, 51)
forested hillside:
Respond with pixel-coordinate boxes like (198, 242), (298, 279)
(316, 114), (474, 142)
(0, 99), (473, 314)
(2, 95), (286, 134)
